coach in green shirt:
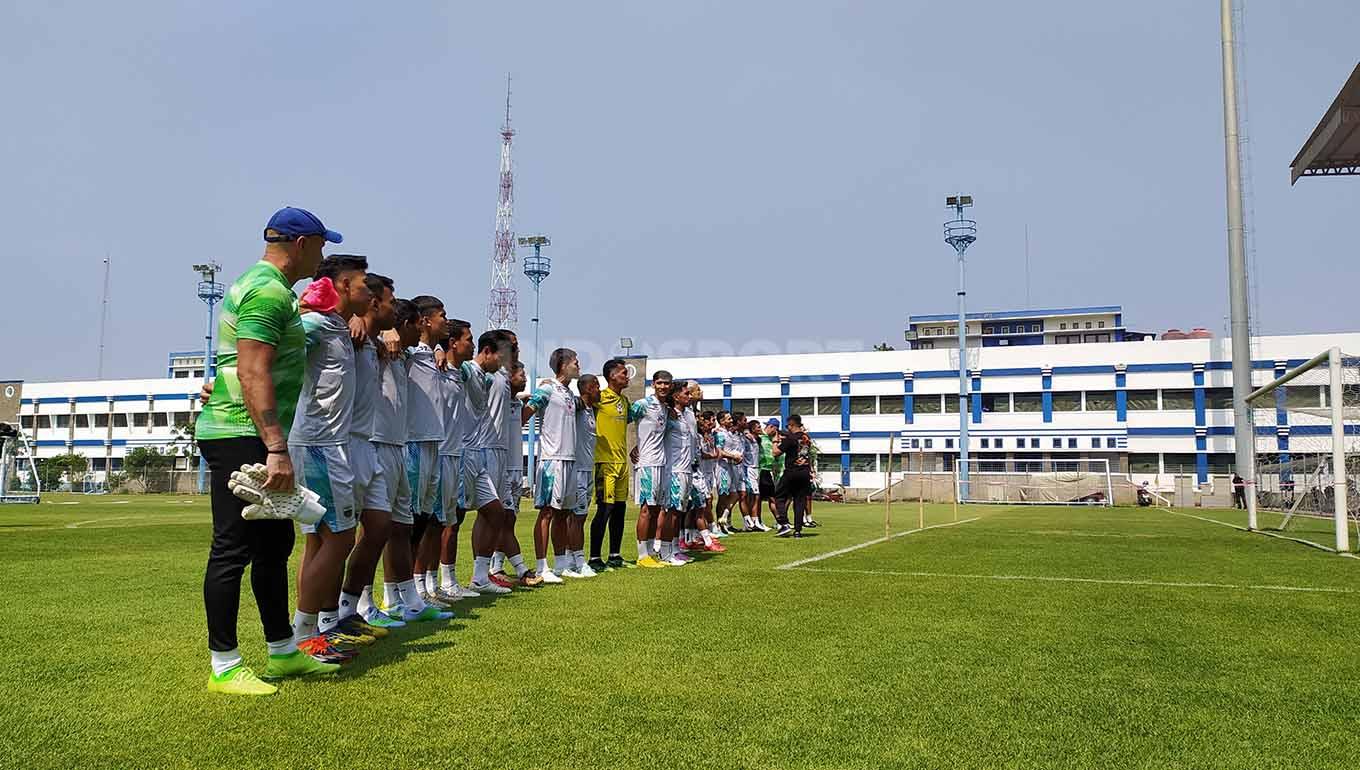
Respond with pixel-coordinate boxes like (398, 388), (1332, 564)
(199, 207), (342, 696)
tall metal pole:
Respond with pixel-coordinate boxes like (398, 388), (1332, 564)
(944, 196), (976, 501)
(1220, 0), (1257, 529)
(1328, 347), (1349, 552)
(194, 262), (223, 495)
(521, 237), (551, 494)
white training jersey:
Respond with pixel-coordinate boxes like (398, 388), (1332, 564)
(371, 351), (409, 446)
(665, 408), (695, 473)
(742, 432), (759, 467)
(457, 360), (495, 453)
(630, 394), (669, 467)
(716, 428), (741, 465)
(471, 368), (512, 451)
(290, 312), (355, 447)
(698, 430), (720, 477)
(350, 338), (378, 440)
(505, 379), (523, 459)
(439, 364), (467, 457)
(526, 379), (576, 461)
(574, 397), (596, 465)
(684, 407), (700, 470)
(405, 343), (444, 443)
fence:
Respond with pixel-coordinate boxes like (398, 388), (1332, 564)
(60, 470), (209, 495)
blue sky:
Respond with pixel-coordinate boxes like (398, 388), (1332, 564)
(2, 1), (1356, 382)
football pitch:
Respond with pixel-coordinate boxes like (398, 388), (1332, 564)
(2, 494), (1357, 769)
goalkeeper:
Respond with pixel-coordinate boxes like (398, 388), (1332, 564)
(195, 207), (345, 696)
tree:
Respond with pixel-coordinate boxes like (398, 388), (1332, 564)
(873, 342), (896, 351)
(35, 452), (88, 491)
(123, 447), (173, 474)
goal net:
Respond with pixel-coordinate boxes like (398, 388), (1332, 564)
(1246, 347), (1359, 553)
(956, 458), (1112, 506)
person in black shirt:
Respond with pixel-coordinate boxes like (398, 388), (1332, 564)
(771, 414), (813, 537)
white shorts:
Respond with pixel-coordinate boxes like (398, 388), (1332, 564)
(405, 441), (440, 516)
(461, 449), (502, 511)
(690, 468), (711, 509)
(436, 454), (463, 525)
(744, 465), (759, 494)
(291, 444), (356, 535)
(667, 471), (692, 511)
(375, 442), (413, 525)
(634, 465), (669, 507)
(348, 435), (388, 513)
(723, 463), (742, 495)
(534, 459), (576, 510)
(574, 468), (593, 516)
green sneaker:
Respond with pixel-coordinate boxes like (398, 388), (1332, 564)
(262, 649), (341, 680)
(405, 605), (454, 622)
(207, 665), (277, 696)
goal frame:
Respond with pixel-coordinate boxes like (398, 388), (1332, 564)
(953, 457), (1113, 507)
(1245, 346), (1350, 552)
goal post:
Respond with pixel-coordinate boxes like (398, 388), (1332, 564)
(954, 458), (1112, 506)
(1245, 346), (1356, 553)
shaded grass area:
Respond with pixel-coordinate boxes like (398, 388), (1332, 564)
(1, 495), (1356, 769)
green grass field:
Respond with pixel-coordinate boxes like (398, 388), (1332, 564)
(2, 494), (1357, 769)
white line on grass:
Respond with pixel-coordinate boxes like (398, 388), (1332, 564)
(774, 517), (981, 571)
(789, 566), (1357, 594)
(1161, 508), (1360, 559)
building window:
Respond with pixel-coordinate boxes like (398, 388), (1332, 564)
(152, 413), (170, 428)
(173, 411), (192, 427)
(1031, 324), (1041, 333)
(1030, 438), (1040, 448)
(1207, 453), (1236, 474)
(1060, 322), (1067, 330)
(54, 414), (70, 428)
(729, 398), (755, 416)
(924, 438), (933, 449)
(113, 414), (129, 428)
(1284, 386), (1323, 409)
(1085, 391), (1116, 411)
(980, 438), (989, 449)
(1126, 390), (1158, 410)
(73, 415), (90, 429)
(1083, 333), (1112, 343)
(1052, 438), (1063, 448)
(1098, 321), (1106, 328)
(786, 397), (813, 416)
(1129, 454), (1159, 473)
(945, 438), (955, 449)
(1051, 392), (1082, 412)
(944, 395), (961, 413)
(850, 454), (877, 472)
(913, 395), (941, 415)
(1161, 389), (1196, 410)
(1000, 325), (1010, 334)
(1106, 437), (1117, 449)
(1067, 438), (1078, 449)
(1204, 388), (1234, 410)
(1012, 393), (1043, 413)
(20, 415), (34, 429)
(816, 398), (842, 416)
(917, 341), (934, 350)
(1085, 321), (1092, 329)
(109, 457), (123, 471)
(880, 397), (904, 414)
(94, 414), (110, 428)
(979, 393), (1007, 413)
(133, 413), (148, 428)
(816, 454), (842, 474)
(849, 396), (877, 415)
(91, 457), (107, 471)
(174, 371), (189, 379)
(1091, 437), (1101, 448)
(948, 326), (956, 335)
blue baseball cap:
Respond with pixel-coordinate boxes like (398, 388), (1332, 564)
(765, 418), (781, 428)
(263, 207), (343, 244)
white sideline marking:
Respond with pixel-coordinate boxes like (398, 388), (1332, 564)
(1162, 509), (1360, 558)
(789, 567), (1356, 595)
(774, 517), (981, 571)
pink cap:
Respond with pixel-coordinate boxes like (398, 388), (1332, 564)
(301, 277), (339, 313)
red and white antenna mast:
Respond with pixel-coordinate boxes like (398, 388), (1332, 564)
(487, 74), (518, 331)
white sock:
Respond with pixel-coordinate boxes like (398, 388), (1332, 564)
(659, 541), (673, 560)
(554, 553), (568, 571)
(509, 553), (528, 577)
(210, 648), (242, 677)
(338, 592), (361, 620)
(440, 563), (458, 589)
(318, 608), (341, 633)
(491, 551), (506, 573)
(383, 582), (400, 609)
(293, 611), (319, 642)
(421, 571), (435, 594)
(652, 538), (662, 553)
(537, 557), (550, 574)
(637, 540), (651, 559)
(266, 638), (296, 657)
(357, 586), (375, 616)
(701, 529), (714, 545)
(574, 550), (586, 570)
(398, 579), (426, 611)
(473, 556), (491, 584)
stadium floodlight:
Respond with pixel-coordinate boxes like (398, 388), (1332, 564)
(619, 337), (634, 354)
(193, 262), (224, 494)
(943, 195), (978, 500)
(1245, 347), (1358, 553)
(521, 236), (552, 492)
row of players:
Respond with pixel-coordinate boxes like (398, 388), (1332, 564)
(199, 245), (819, 695)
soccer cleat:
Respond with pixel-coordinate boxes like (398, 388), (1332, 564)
(587, 558), (610, 573)
(577, 562), (598, 578)
(663, 555), (688, 566)
(560, 567), (584, 579)
(704, 540), (728, 553)
(324, 627), (374, 648)
(404, 604), (454, 622)
(793, 532), (803, 538)
(449, 583), (481, 599)
(519, 571), (544, 587)
(433, 587), (464, 605)
(339, 615), (386, 639)
(300, 635), (359, 663)
(267, 645), (347, 676)
(489, 573), (516, 589)
(776, 526), (794, 538)
(361, 608), (406, 629)
(606, 556), (635, 570)
(805, 520), (819, 528)
(540, 570), (565, 584)
(672, 551), (694, 564)
(469, 580), (512, 595)
(753, 521), (771, 532)
(207, 665), (278, 696)
(421, 591), (452, 610)
(636, 555), (668, 569)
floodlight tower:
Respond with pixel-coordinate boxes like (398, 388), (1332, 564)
(944, 195), (977, 500)
(193, 262), (224, 493)
(521, 236), (551, 486)
(487, 76), (519, 331)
